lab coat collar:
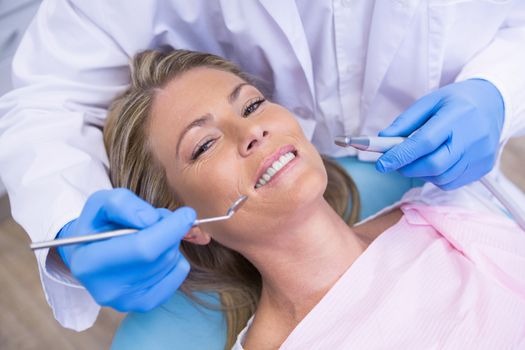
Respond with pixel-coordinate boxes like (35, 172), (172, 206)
(362, 0), (421, 112)
(258, 0), (315, 101)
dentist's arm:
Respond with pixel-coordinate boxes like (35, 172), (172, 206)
(376, 2), (525, 190)
(0, 0), (154, 330)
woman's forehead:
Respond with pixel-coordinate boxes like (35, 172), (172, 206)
(164, 67), (244, 96)
(152, 67), (245, 120)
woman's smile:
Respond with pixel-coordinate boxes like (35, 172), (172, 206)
(254, 150), (300, 190)
(254, 144), (299, 188)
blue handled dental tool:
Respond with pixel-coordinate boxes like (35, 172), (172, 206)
(335, 135), (525, 231)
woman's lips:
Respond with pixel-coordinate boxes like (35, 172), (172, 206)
(253, 144), (299, 189)
(255, 153), (299, 190)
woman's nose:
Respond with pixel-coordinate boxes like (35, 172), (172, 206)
(239, 125), (269, 156)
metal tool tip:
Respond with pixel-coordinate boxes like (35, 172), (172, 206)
(334, 136), (350, 147)
(226, 195), (248, 217)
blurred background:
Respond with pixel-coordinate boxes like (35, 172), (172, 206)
(1, 1), (524, 349)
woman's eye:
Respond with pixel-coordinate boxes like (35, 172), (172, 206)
(243, 97), (266, 117)
(191, 139), (215, 160)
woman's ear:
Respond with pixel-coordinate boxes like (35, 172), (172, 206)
(183, 226), (211, 245)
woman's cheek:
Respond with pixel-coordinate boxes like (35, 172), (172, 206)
(190, 158), (237, 213)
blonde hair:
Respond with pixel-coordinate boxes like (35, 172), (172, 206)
(103, 49), (360, 349)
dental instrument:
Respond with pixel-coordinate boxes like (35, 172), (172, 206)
(30, 195), (248, 250)
(334, 136), (406, 152)
(335, 135), (525, 231)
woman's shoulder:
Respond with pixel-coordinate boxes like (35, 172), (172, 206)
(353, 207), (404, 246)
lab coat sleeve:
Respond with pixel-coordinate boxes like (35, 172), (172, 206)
(455, 2), (525, 144)
(0, 0), (147, 330)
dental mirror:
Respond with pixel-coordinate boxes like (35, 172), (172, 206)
(30, 194), (249, 250)
(195, 194), (248, 224)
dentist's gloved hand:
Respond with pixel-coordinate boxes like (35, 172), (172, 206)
(56, 188), (196, 312)
(376, 79), (505, 190)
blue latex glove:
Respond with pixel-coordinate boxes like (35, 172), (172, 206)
(376, 79), (504, 190)
(57, 188), (196, 312)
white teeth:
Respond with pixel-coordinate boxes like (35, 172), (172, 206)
(256, 151), (296, 188)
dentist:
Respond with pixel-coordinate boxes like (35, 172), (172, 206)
(0, 0), (524, 342)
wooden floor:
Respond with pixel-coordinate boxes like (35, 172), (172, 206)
(0, 217), (124, 349)
(0, 137), (524, 349)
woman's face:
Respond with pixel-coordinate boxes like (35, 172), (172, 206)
(147, 67), (327, 251)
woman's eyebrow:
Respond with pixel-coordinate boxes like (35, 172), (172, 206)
(176, 114), (212, 159)
(228, 82), (250, 104)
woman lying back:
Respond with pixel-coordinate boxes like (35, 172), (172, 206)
(104, 49), (525, 349)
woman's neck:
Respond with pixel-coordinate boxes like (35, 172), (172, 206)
(244, 198), (367, 323)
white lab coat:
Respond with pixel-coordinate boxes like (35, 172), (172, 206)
(0, 0), (524, 331)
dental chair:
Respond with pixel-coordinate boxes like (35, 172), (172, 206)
(111, 157), (424, 349)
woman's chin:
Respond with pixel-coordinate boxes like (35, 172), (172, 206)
(218, 169), (326, 249)
(255, 168), (327, 217)
(289, 172), (326, 209)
